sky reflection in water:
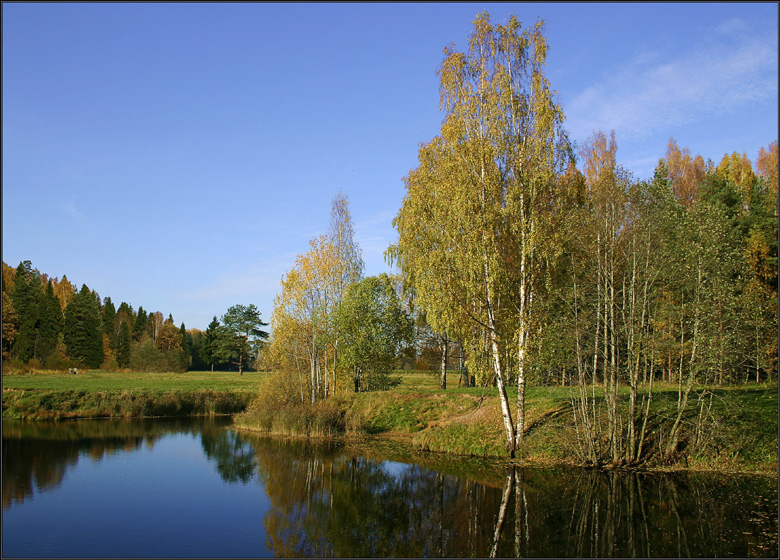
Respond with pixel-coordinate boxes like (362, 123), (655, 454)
(2, 417), (777, 558)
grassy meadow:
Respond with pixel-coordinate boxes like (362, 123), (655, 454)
(2, 369), (265, 420)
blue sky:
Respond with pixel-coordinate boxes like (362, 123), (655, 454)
(3, 2), (777, 330)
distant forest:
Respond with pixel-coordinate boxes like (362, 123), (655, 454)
(2, 260), (257, 372)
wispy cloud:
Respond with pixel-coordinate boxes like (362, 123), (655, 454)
(60, 202), (99, 232)
(181, 256), (295, 305)
(565, 19), (777, 142)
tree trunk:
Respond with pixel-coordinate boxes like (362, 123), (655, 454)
(458, 339), (469, 387)
(440, 336), (448, 390)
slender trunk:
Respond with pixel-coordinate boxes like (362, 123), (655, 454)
(458, 339), (469, 388)
(574, 278), (597, 463)
(440, 336), (448, 390)
(324, 348), (330, 399)
(517, 323), (527, 445)
(608, 242), (619, 464)
(667, 267), (701, 459)
(516, 194), (533, 448)
(484, 254), (516, 457)
(310, 335), (317, 405)
(490, 326), (515, 457)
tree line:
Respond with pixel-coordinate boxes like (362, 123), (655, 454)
(2, 261), (268, 373)
(388, 12), (777, 461)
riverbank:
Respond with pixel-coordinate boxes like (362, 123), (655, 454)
(3, 370), (776, 474)
(233, 376), (778, 475)
(1, 370), (263, 420)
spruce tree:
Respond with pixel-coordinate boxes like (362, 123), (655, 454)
(133, 307), (148, 341)
(179, 322), (191, 370)
(117, 321), (131, 368)
(11, 261), (42, 362)
(101, 296), (117, 350)
(36, 280), (63, 363)
(64, 284), (104, 368)
(202, 316), (221, 371)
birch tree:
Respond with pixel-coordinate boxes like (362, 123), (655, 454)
(326, 192), (364, 395)
(391, 12), (572, 457)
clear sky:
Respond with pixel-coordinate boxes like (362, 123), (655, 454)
(3, 2), (777, 330)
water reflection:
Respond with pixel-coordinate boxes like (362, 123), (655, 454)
(240, 434), (777, 558)
(3, 419), (777, 558)
(2, 417), (232, 508)
(201, 425), (258, 483)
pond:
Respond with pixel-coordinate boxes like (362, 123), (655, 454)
(2, 417), (777, 558)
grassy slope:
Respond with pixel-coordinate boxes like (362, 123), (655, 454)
(235, 371), (778, 474)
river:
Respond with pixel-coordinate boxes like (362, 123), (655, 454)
(2, 417), (777, 557)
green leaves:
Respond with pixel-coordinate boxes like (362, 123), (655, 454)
(214, 304), (269, 374)
(335, 274), (412, 388)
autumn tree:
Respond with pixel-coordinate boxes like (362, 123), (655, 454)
(276, 235), (339, 402)
(391, 12), (572, 456)
(664, 138), (707, 205)
(2, 292), (18, 360)
(325, 191), (365, 395)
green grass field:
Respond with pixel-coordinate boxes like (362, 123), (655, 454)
(1, 370), (267, 421)
(2, 369), (268, 392)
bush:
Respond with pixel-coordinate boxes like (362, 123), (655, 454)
(25, 358), (41, 371)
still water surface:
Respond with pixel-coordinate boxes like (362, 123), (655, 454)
(2, 417), (777, 558)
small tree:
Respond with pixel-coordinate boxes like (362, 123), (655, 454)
(335, 274), (413, 391)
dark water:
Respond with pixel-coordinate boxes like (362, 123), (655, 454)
(2, 417), (777, 558)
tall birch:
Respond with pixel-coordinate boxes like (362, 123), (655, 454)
(391, 12), (571, 456)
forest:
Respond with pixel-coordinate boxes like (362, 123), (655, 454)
(1, 260), (268, 375)
(2, 12), (776, 466)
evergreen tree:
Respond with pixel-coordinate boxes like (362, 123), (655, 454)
(101, 296), (117, 350)
(36, 280), (63, 363)
(214, 305), (269, 375)
(11, 261), (42, 362)
(64, 284), (104, 368)
(179, 322), (191, 370)
(133, 306), (148, 341)
(116, 320), (131, 368)
(202, 316), (221, 371)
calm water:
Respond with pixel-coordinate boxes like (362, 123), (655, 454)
(2, 417), (777, 558)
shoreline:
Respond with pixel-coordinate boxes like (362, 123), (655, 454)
(3, 376), (777, 476)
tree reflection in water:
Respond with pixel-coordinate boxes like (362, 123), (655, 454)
(240, 433), (777, 558)
(3, 420), (776, 557)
